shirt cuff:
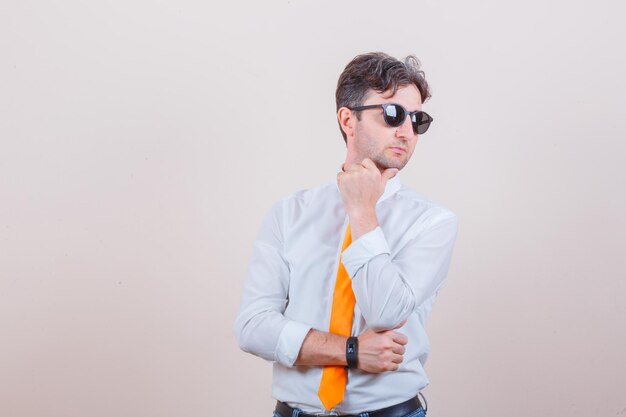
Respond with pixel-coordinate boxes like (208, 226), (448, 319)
(341, 226), (391, 278)
(274, 320), (312, 367)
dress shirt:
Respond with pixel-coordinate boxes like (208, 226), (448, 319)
(234, 170), (458, 414)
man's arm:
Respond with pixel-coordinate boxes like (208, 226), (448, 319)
(337, 158), (459, 331)
(295, 324), (408, 373)
(234, 199), (312, 368)
(294, 330), (346, 366)
(234, 198), (411, 371)
(342, 213), (458, 331)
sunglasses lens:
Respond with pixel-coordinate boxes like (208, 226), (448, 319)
(380, 105), (432, 134)
(414, 111), (432, 134)
(383, 104), (405, 127)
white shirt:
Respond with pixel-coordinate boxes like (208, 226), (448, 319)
(234, 171), (458, 414)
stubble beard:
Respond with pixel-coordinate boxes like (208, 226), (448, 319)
(354, 126), (410, 173)
(369, 148), (409, 173)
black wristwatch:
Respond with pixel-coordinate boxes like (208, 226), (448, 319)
(346, 336), (358, 369)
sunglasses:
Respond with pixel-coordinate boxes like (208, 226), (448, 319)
(349, 103), (433, 135)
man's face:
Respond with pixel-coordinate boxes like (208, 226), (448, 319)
(350, 84), (422, 172)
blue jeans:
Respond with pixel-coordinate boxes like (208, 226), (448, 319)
(273, 406), (426, 417)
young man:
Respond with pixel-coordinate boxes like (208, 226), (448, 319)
(234, 52), (458, 417)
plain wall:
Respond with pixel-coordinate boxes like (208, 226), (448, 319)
(1, 1), (625, 416)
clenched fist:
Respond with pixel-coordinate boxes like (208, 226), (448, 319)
(337, 158), (399, 239)
(357, 321), (408, 373)
(337, 158), (398, 218)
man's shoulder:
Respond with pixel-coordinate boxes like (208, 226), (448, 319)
(266, 180), (336, 214)
(395, 184), (458, 226)
(277, 180), (335, 204)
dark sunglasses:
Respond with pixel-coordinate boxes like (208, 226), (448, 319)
(349, 103), (433, 135)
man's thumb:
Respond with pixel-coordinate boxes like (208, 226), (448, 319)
(382, 168), (399, 182)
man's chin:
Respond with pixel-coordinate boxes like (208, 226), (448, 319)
(374, 159), (406, 172)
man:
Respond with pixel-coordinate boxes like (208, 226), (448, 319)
(234, 52), (458, 417)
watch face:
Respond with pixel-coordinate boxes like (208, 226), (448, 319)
(346, 338), (358, 368)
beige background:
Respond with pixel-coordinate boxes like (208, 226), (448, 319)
(1, 1), (625, 416)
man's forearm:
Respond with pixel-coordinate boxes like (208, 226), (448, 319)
(294, 329), (347, 366)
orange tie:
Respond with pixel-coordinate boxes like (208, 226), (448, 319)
(318, 223), (355, 410)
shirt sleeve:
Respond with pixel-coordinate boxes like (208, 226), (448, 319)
(233, 199), (312, 368)
(340, 210), (459, 331)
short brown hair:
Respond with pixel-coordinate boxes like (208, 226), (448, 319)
(335, 52), (431, 143)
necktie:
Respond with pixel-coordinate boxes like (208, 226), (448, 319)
(318, 223), (354, 410)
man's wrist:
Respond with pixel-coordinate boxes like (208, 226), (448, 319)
(335, 334), (349, 366)
(326, 332), (348, 366)
(348, 210), (378, 240)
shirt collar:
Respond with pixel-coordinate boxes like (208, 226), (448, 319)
(334, 164), (403, 204)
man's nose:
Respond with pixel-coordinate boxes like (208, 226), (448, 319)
(395, 116), (414, 139)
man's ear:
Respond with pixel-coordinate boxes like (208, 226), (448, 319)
(337, 107), (354, 139)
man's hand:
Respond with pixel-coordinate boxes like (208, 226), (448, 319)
(357, 321), (408, 373)
(337, 158), (398, 219)
(337, 158), (398, 239)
